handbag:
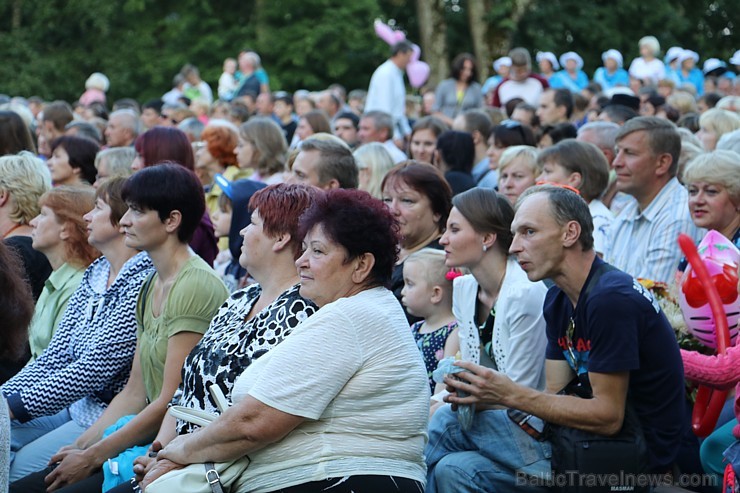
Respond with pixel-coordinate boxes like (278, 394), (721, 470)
(146, 384), (251, 493)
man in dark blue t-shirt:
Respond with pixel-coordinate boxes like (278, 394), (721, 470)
(430, 185), (685, 491)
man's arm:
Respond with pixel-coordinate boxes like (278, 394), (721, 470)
(446, 360), (629, 436)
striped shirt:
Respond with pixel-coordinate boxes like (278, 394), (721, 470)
(605, 177), (704, 284)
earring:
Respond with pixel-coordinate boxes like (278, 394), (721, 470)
(483, 244), (487, 253)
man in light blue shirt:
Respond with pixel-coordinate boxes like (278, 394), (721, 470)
(605, 117), (704, 283)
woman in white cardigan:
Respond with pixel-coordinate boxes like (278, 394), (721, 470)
(439, 187), (548, 391)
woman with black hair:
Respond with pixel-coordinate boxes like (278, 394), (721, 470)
(435, 130), (476, 196)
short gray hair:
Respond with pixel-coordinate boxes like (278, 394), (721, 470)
(109, 109), (141, 137)
(299, 137), (358, 189)
(578, 121), (619, 150)
(363, 110), (394, 140)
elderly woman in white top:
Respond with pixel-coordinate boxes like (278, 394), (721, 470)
(142, 188), (430, 493)
(629, 35), (666, 85)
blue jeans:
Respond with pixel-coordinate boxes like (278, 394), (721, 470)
(9, 408), (87, 482)
(425, 406), (552, 492)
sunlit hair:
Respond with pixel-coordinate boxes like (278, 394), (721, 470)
(39, 186), (100, 267)
(248, 183), (323, 258)
(0, 151), (51, 224)
(94, 176), (129, 227)
(406, 247), (454, 287)
(94, 147), (136, 179)
(353, 142), (395, 199)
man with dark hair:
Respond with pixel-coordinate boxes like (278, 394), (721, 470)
(537, 88), (573, 126)
(41, 101), (74, 143)
(358, 110), (407, 163)
(287, 137), (358, 189)
(365, 40), (414, 140)
(425, 184), (686, 492)
(604, 116), (703, 283)
(492, 47), (549, 108)
(333, 111), (360, 149)
(452, 110), (494, 187)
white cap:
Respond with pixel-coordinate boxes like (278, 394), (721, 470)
(493, 56), (512, 72)
(703, 58), (726, 74)
(536, 52), (560, 70)
(730, 50), (740, 66)
(601, 49), (623, 68)
(665, 46), (683, 63)
(678, 49), (699, 65)
(559, 52), (583, 71)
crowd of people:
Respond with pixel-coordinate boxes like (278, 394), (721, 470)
(0, 36), (738, 493)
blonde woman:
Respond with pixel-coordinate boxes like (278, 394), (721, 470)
(353, 142), (395, 199)
(696, 108), (740, 151)
(497, 145), (540, 205)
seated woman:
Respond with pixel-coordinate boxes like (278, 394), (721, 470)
(695, 108), (740, 151)
(236, 117), (288, 185)
(0, 242), (35, 492)
(2, 177), (154, 481)
(141, 188), (429, 493)
(427, 187), (549, 492)
(0, 152), (52, 303)
(102, 184), (319, 492)
(536, 139), (612, 257)
(353, 142), (395, 199)
(408, 116), (449, 164)
(497, 145), (541, 206)
(381, 161), (452, 322)
(28, 186), (100, 362)
(93, 147), (136, 188)
(47, 136), (100, 186)
(132, 126), (218, 266)
(486, 120), (537, 185)
(10, 165), (230, 492)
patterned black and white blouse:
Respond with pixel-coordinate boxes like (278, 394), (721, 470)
(176, 283), (316, 434)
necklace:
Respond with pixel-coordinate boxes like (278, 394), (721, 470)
(2, 223), (22, 239)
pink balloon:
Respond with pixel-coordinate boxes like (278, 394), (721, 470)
(407, 61), (431, 88)
(374, 20), (397, 46)
(411, 43), (421, 63)
(394, 30), (406, 43)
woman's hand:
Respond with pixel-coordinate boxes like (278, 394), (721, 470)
(133, 441), (163, 483)
(44, 449), (99, 492)
(156, 434), (190, 465)
(140, 458), (183, 492)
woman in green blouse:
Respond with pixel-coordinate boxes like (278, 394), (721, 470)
(18, 165), (229, 491)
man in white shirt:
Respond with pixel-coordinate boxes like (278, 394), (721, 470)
(364, 41), (414, 140)
(358, 111), (408, 164)
(605, 117), (704, 283)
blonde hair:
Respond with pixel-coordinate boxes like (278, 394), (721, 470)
(405, 248), (452, 288)
(498, 145), (541, 174)
(353, 143), (395, 199)
(0, 152), (51, 224)
(699, 109), (740, 140)
(683, 150), (740, 204)
(667, 91), (698, 116)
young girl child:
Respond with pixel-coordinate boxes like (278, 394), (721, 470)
(401, 248), (459, 394)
